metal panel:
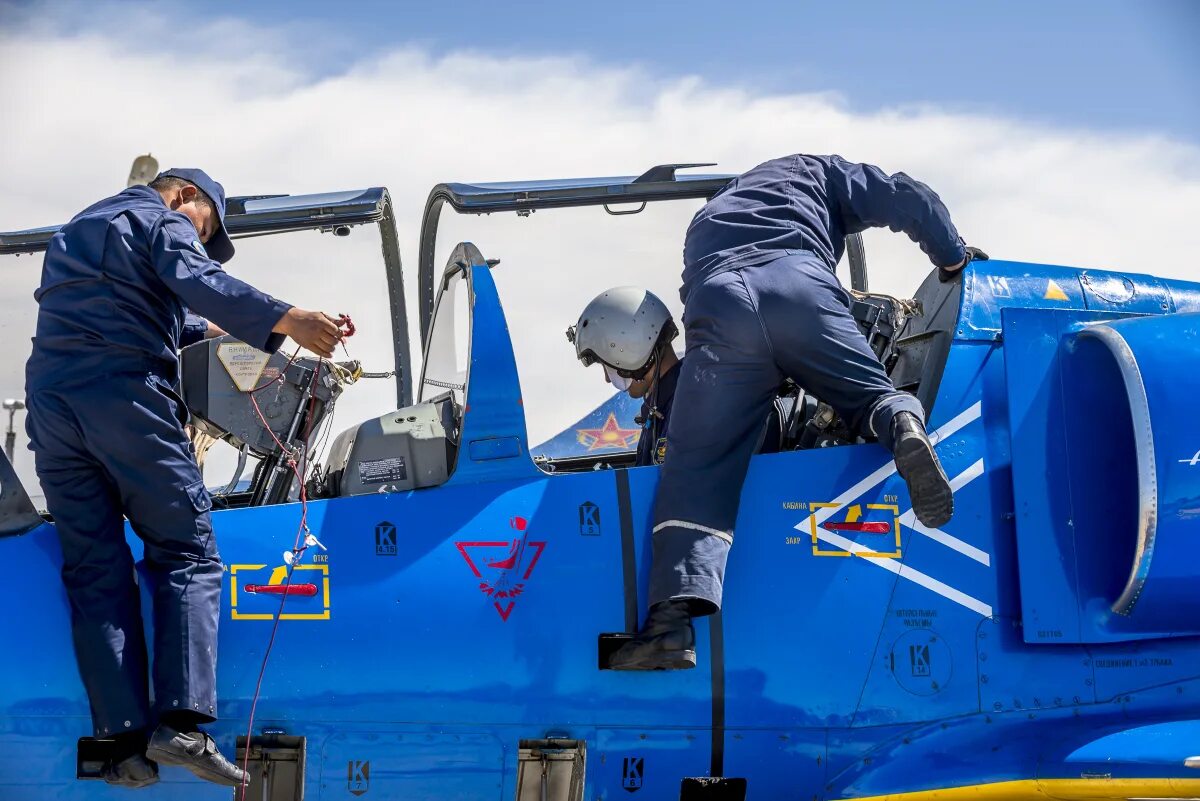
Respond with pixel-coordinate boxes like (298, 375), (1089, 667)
(1079, 270), (1172, 315)
(592, 727), (711, 797)
(958, 261), (1086, 340)
(1003, 307), (1119, 644)
(515, 739), (584, 801)
(318, 729), (505, 800)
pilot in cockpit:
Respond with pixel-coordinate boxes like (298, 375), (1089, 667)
(567, 287), (682, 468)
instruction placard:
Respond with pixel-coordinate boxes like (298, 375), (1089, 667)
(359, 457), (408, 485)
(216, 342), (271, 392)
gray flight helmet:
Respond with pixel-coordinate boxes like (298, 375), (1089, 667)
(566, 286), (678, 376)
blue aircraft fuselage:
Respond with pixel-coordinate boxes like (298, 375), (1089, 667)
(3, 233), (1200, 800)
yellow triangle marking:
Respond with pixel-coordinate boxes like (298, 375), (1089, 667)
(1044, 279), (1069, 301)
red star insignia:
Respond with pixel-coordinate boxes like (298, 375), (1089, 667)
(576, 411), (641, 452)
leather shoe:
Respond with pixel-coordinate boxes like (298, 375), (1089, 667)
(146, 724), (247, 787)
(610, 600), (697, 670)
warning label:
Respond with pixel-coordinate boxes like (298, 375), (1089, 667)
(359, 457), (407, 485)
(216, 342), (271, 392)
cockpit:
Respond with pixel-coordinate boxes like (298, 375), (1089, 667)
(0, 166), (962, 521)
(177, 165), (962, 504)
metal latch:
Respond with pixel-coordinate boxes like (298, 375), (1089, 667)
(235, 733), (306, 801)
(516, 738), (585, 801)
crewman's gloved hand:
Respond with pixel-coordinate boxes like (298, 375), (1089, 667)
(938, 246), (990, 283)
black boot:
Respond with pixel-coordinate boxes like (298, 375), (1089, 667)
(609, 600), (697, 671)
(104, 754), (159, 789)
(146, 723), (247, 787)
(890, 411), (953, 528)
(103, 731), (158, 788)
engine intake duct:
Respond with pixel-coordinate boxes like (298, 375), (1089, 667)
(1064, 315), (1200, 630)
(1006, 308), (1200, 643)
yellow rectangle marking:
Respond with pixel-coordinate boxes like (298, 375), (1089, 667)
(810, 502), (902, 558)
(229, 563), (330, 621)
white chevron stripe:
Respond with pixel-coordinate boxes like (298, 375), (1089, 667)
(795, 401), (983, 532)
(814, 528), (993, 617)
(792, 401), (992, 617)
(948, 457), (986, 492)
(929, 401), (984, 447)
(898, 459), (990, 566)
(899, 510), (991, 566)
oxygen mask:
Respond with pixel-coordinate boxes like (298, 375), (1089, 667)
(604, 363), (633, 392)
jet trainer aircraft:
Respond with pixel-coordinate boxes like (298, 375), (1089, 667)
(1, 165), (1200, 800)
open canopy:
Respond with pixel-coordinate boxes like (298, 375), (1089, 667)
(0, 187), (397, 254)
(426, 163), (732, 214)
(417, 163), (737, 341)
(0, 187), (413, 407)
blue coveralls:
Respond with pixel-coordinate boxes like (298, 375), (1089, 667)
(649, 154), (966, 615)
(24, 185), (291, 737)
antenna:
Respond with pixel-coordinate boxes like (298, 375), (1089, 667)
(127, 153), (159, 187)
(3, 398), (25, 464)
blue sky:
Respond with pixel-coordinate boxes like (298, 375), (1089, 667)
(185, 0), (1198, 143)
(5, 0), (1194, 140)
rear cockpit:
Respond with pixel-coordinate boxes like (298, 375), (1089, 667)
(178, 166), (969, 500)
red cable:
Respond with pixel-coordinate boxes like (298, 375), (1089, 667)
(247, 346), (303, 396)
(237, 353), (322, 798)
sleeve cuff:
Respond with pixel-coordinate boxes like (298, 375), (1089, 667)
(933, 239), (968, 269)
(255, 300), (293, 353)
(180, 317), (209, 349)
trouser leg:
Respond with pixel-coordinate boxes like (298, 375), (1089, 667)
(744, 255), (949, 525)
(649, 252), (929, 618)
(650, 270), (782, 615)
(742, 254), (924, 438)
(76, 374), (222, 722)
(27, 389), (151, 737)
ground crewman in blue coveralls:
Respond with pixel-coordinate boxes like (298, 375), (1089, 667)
(611, 154), (987, 671)
(25, 169), (345, 786)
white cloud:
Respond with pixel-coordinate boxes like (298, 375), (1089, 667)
(2, 5), (1199, 491)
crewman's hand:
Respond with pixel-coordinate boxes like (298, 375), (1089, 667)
(273, 308), (343, 357)
(965, 246), (989, 262)
(938, 246), (989, 283)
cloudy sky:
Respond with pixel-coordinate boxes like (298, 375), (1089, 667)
(1, 0), (1198, 491)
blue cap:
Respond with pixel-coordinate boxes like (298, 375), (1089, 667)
(157, 168), (235, 263)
